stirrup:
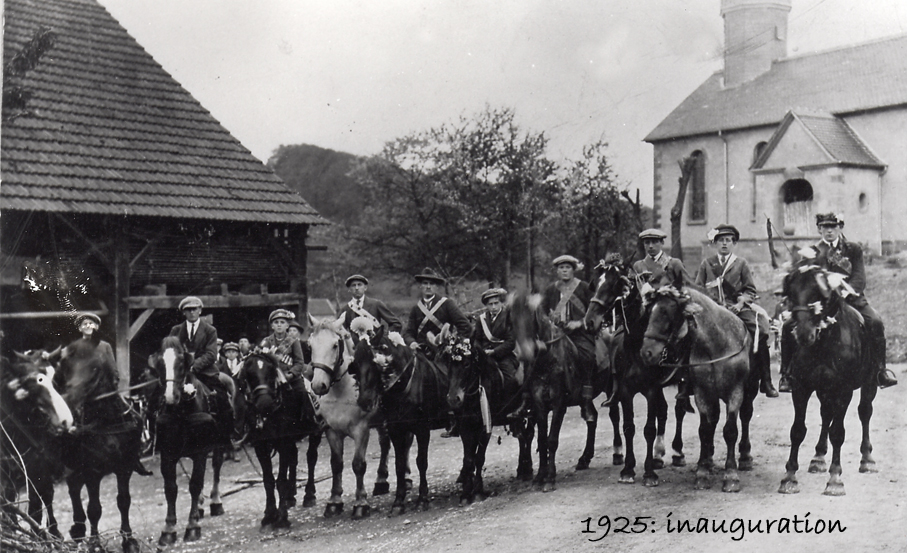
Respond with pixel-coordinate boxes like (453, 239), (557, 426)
(778, 375), (793, 393)
(877, 369), (898, 389)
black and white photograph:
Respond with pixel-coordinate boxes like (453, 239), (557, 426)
(2, 0), (906, 551)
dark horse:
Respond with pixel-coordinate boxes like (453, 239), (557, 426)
(239, 351), (322, 528)
(778, 261), (877, 495)
(446, 344), (534, 505)
(583, 259), (690, 486)
(148, 336), (230, 545)
(54, 337), (146, 552)
(0, 349), (72, 538)
(509, 292), (608, 492)
(639, 285), (758, 492)
(356, 325), (451, 515)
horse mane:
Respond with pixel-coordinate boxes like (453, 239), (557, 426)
(160, 335), (183, 351)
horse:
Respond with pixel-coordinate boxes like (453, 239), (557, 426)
(355, 324), (451, 515)
(307, 315), (381, 519)
(639, 284), (758, 492)
(778, 260), (877, 496)
(239, 351), (323, 528)
(446, 343), (534, 505)
(53, 337), (146, 552)
(508, 292), (609, 492)
(147, 336), (231, 546)
(583, 259), (691, 486)
(0, 349), (72, 538)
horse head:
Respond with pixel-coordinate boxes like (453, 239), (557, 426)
(150, 336), (194, 405)
(508, 291), (548, 365)
(241, 352), (282, 415)
(639, 285), (702, 366)
(447, 342), (484, 412)
(308, 313), (355, 396)
(355, 325), (410, 412)
(585, 254), (635, 331)
(4, 349), (73, 434)
(783, 260), (836, 348)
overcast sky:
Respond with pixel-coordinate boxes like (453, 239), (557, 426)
(99, 0), (907, 206)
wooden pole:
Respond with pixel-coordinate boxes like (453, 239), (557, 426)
(114, 220), (131, 392)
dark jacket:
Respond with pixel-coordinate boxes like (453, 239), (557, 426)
(815, 238), (867, 298)
(404, 295), (472, 346)
(633, 253), (688, 287)
(694, 254), (756, 308)
(472, 309), (516, 360)
(338, 296), (403, 333)
(169, 319), (218, 377)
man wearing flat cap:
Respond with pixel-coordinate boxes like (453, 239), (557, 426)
(404, 268), (472, 351)
(169, 296), (234, 427)
(56, 312), (119, 398)
(633, 228), (689, 287)
(779, 213), (897, 390)
(472, 288), (519, 386)
(695, 224), (778, 397)
(337, 274), (402, 337)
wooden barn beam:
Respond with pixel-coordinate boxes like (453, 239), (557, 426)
(50, 212), (115, 273)
(126, 292), (304, 310)
(128, 308), (155, 341)
(114, 223), (131, 393)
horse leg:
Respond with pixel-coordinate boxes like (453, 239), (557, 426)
(609, 402), (624, 465)
(116, 470), (139, 553)
(576, 402), (597, 471)
(157, 457), (179, 546)
(694, 398), (719, 490)
(324, 429), (345, 518)
(738, 379), (757, 472)
(275, 440), (293, 528)
(33, 476), (60, 540)
(779, 389), (811, 494)
(824, 391), (853, 496)
(414, 427), (432, 510)
(642, 392), (660, 487)
(619, 395), (636, 483)
(722, 395), (743, 493)
(208, 446), (225, 516)
(389, 428), (410, 515)
(533, 411), (549, 490)
(67, 472), (88, 541)
(81, 475), (104, 552)
(373, 425), (391, 496)
(473, 428), (491, 501)
(514, 418), (534, 481)
(542, 406), (566, 493)
(809, 400), (831, 473)
(255, 442), (278, 527)
(858, 384), (878, 473)
(303, 432), (321, 507)
(459, 421), (477, 505)
(285, 438), (299, 509)
(653, 389), (667, 469)
(671, 396), (688, 467)
(183, 453), (207, 542)
(350, 424), (372, 520)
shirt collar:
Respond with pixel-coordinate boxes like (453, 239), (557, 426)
(824, 238), (840, 249)
(650, 251), (663, 263)
(422, 295), (436, 305)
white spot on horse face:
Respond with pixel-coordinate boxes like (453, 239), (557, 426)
(163, 348), (177, 404)
(373, 352), (390, 369)
(35, 371), (73, 429)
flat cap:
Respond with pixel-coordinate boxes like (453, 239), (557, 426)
(178, 296), (203, 310)
(345, 274), (369, 287)
(269, 308), (296, 324)
(222, 342), (240, 352)
(707, 224), (740, 242)
(480, 288), (508, 304)
(639, 228), (667, 241)
(552, 255), (582, 269)
(74, 312), (101, 327)
(816, 213), (844, 227)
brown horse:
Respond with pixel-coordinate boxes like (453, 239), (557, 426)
(639, 285), (756, 492)
(0, 349), (72, 538)
(509, 292), (608, 492)
(583, 258), (690, 486)
(778, 261), (877, 496)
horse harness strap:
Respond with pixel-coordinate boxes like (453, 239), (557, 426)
(417, 297), (447, 335)
(655, 340), (749, 370)
(311, 335), (347, 383)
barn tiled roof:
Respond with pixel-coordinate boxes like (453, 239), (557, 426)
(646, 34), (907, 143)
(752, 111), (884, 170)
(1, 0), (324, 225)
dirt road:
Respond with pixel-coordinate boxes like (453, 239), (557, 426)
(56, 364), (906, 552)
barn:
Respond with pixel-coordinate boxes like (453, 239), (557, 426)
(1, 0), (325, 390)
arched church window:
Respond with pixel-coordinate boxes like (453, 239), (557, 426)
(688, 150), (706, 222)
(780, 179), (813, 236)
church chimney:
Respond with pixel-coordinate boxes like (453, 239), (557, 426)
(721, 0), (791, 87)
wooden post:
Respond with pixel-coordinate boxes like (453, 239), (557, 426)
(670, 156), (698, 261)
(289, 224), (309, 321)
(114, 220), (131, 392)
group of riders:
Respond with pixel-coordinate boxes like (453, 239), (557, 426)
(60, 211), (897, 453)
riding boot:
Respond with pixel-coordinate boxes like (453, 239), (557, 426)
(506, 389), (531, 420)
(873, 328), (898, 388)
(441, 413), (459, 438)
(674, 378), (695, 414)
(757, 336), (778, 397)
(778, 320), (794, 393)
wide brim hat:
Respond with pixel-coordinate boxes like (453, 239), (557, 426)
(288, 319), (304, 331)
(480, 288), (508, 305)
(222, 342), (240, 353)
(816, 213), (844, 227)
(552, 255), (582, 271)
(75, 312), (101, 327)
(414, 267), (446, 284)
(178, 296), (203, 310)
(638, 228), (667, 241)
(269, 308), (296, 324)
(345, 274), (369, 287)
(708, 224), (740, 242)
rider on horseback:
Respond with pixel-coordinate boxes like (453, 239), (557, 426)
(471, 288), (519, 391)
(778, 213), (898, 391)
(259, 309), (308, 395)
(337, 274), (403, 338)
(694, 224), (779, 398)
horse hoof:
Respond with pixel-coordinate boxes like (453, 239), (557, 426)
(209, 502), (225, 516)
(643, 476), (659, 487)
(70, 523), (87, 541)
(541, 482), (556, 493)
(352, 504), (371, 520)
(823, 483), (846, 497)
(860, 461), (878, 473)
(88, 537), (104, 553)
(273, 514), (291, 529)
(123, 536), (140, 553)
(694, 477), (711, 490)
(778, 480), (800, 494)
(808, 460), (827, 473)
(739, 458), (753, 472)
(517, 469), (533, 482)
(612, 454), (624, 466)
(286, 497), (296, 508)
(157, 531), (177, 547)
(373, 482), (390, 495)
(390, 504), (405, 517)
(672, 455), (686, 467)
(302, 494), (317, 508)
(417, 499), (431, 511)
(183, 526), (202, 542)
(323, 502), (344, 518)
(652, 458), (664, 470)
(459, 496), (472, 507)
(576, 458), (591, 471)
(722, 479), (741, 493)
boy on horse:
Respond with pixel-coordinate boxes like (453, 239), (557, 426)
(472, 288), (519, 386)
(337, 274), (403, 337)
(55, 313), (119, 410)
(694, 224), (778, 397)
(779, 213), (898, 391)
(259, 308), (308, 390)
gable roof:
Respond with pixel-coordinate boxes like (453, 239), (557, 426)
(752, 111), (885, 170)
(1, 0), (324, 225)
(646, 34), (907, 143)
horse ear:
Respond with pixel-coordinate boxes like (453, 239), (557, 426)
(373, 325), (386, 343)
(671, 268), (685, 291)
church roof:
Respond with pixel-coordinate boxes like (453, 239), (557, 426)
(1, 0), (324, 225)
(646, 34), (907, 143)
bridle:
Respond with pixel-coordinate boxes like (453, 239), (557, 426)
(310, 331), (349, 385)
